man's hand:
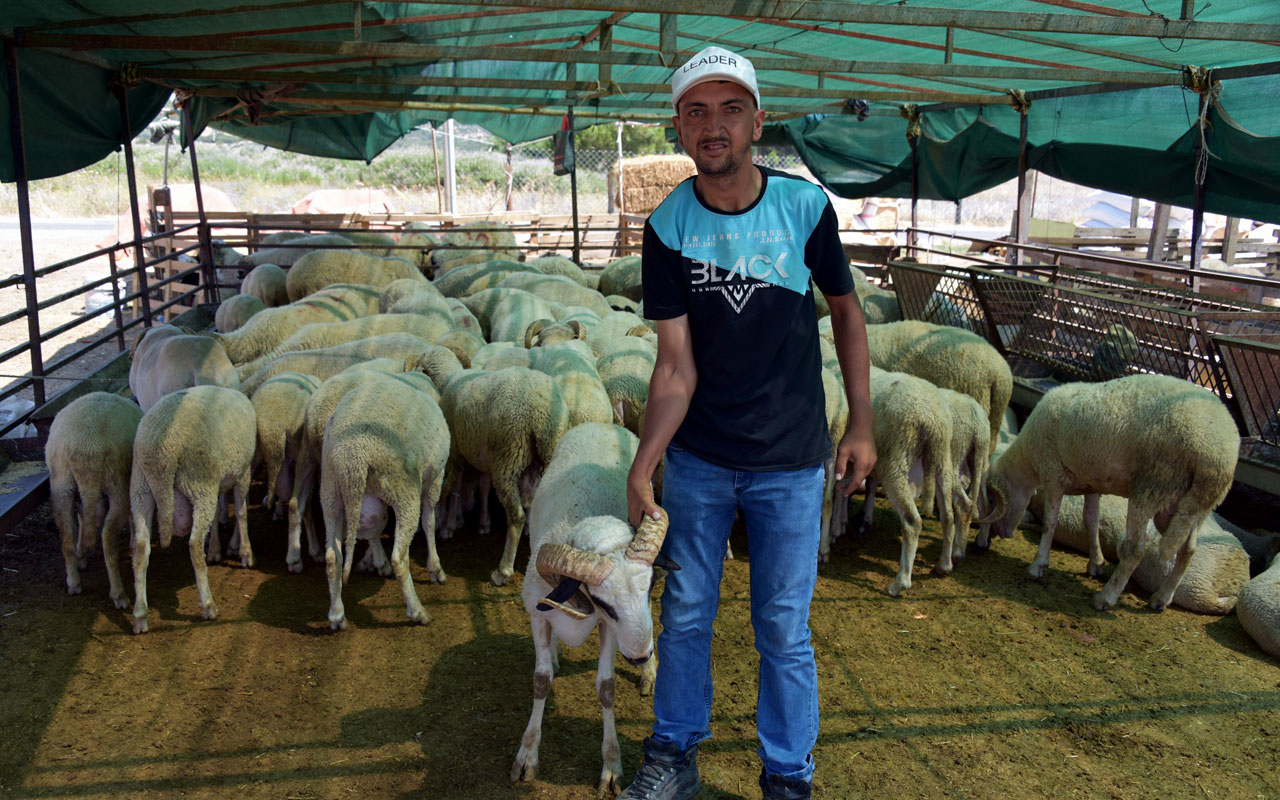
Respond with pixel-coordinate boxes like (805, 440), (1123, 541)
(627, 467), (663, 529)
(833, 426), (876, 497)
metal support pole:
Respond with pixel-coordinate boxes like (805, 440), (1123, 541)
(908, 137), (918, 252)
(569, 106), (581, 264)
(505, 142), (514, 211)
(431, 125), (443, 213)
(115, 81), (154, 328)
(183, 103), (219, 304)
(106, 249), (127, 351)
(1011, 112), (1030, 266)
(1190, 92), (1208, 288)
(444, 118), (457, 216)
(6, 36), (45, 406)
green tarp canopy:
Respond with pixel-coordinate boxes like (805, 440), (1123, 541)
(4, 1), (1280, 220)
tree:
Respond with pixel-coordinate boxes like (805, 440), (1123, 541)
(574, 122), (673, 155)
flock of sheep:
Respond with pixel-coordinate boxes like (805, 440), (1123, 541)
(39, 221), (1280, 793)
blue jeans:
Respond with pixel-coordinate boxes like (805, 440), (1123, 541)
(653, 445), (824, 783)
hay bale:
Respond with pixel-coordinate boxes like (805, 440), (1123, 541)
(613, 155), (697, 216)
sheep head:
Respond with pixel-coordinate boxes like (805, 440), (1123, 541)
(535, 542), (615, 620)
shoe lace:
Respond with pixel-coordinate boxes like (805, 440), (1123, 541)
(628, 758), (679, 797)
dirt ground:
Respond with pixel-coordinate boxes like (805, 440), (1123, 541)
(1, 487), (1278, 800)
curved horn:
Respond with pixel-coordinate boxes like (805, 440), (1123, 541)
(975, 474), (1009, 525)
(524, 318), (548, 348)
(536, 542), (615, 587)
(624, 507), (670, 565)
(568, 320), (587, 340)
(625, 324), (651, 338)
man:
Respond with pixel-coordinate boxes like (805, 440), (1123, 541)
(623, 46), (876, 800)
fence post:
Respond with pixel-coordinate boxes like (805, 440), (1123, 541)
(967, 267), (1007, 355)
(6, 34), (45, 406)
(569, 106), (581, 264)
(182, 103), (219, 305)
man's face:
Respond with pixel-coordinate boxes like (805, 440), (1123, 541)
(673, 81), (765, 179)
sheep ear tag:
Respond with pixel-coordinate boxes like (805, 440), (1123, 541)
(537, 577), (595, 620)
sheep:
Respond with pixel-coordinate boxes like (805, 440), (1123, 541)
(396, 228), (440, 274)
(238, 332), (440, 396)
(981, 374), (1239, 611)
(379, 276), (446, 312)
(511, 422), (673, 795)
(236, 313), (455, 378)
(47, 392), (143, 606)
(129, 324), (240, 412)
(334, 229), (397, 255)
(472, 340), (518, 367)
(1025, 493), (1251, 615)
(595, 334), (656, 436)
(437, 364), (571, 585)
(488, 291), (558, 344)
(841, 366), (953, 596)
(435, 221), (518, 267)
(498, 273), (613, 317)
(604, 295), (637, 313)
(130, 386), (257, 634)
(434, 327), (483, 368)
(213, 283), (382, 364)
(249, 371), (322, 572)
(243, 232), (354, 267)
(432, 249), (502, 275)
(585, 310), (650, 357)
(1237, 551), (1280, 658)
(818, 366), (850, 556)
(526, 255), (590, 287)
(597, 255), (642, 301)
(446, 298), (483, 335)
(557, 305), (603, 330)
(459, 287), (531, 338)
(288, 349), (458, 573)
(321, 375), (450, 630)
(849, 266), (902, 324)
(487, 328), (612, 431)
(866, 320), (1012, 457)
(433, 258), (539, 298)
(239, 263), (288, 307)
(215, 294), (266, 333)
(285, 249), (424, 301)
(929, 388), (991, 576)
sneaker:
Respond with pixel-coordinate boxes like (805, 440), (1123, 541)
(618, 736), (701, 800)
(759, 769), (812, 800)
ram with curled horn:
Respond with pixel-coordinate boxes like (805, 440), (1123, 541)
(512, 423), (681, 797)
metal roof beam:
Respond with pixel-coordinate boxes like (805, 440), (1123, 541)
(30, 32), (1197, 87)
(964, 28), (1185, 71)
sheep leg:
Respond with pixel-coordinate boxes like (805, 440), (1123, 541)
(418, 472), (447, 584)
(290, 454), (321, 564)
(285, 494), (306, 573)
(934, 479), (956, 576)
(51, 473), (82, 596)
(490, 477), (524, 586)
(1082, 493), (1107, 578)
(188, 497), (220, 621)
(511, 616), (555, 783)
(1094, 505), (1150, 611)
(355, 535), (391, 575)
(855, 476), (879, 537)
(1148, 510), (1207, 612)
(131, 484), (155, 634)
(818, 457), (835, 563)
(390, 494), (430, 625)
(595, 625), (623, 797)
(206, 494), (224, 565)
(477, 473), (494, 536)
(884, 477), (923, 597)
(101, 495), (131, 609)
(322, 490), (348, 631)
(233, 468), (253, 568)
(1028, 489), (1063, 581)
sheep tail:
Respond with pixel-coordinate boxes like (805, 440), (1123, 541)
(340, 465), (369, 585)
(922, 420), (952, 522)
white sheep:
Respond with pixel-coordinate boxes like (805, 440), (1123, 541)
(866, 320), (1012, 457)
(498, 273), (613, 317)
(434, 258), (539, 298)
(236, 313), (455, 378)
(1026, 493), (1252, 615)
(285, 249), (424, 301)
(129, 324), (240, 412)
(436, 363), (571, 585)
(47, 392), (142, 606)
(239, 263), (289, 307)
(459, 287), (531, 338)
(379, 277), (448, 315)
(433, 327), (483, 368)
(243, 232), (354, 267)
(238, 332), (439, 396)
(526, 255), (590, 287)
(434, 221), (518, 268)
(130, 386), (257, 634)
(597, 255), (642, 301)
(215, 294), (266, 333)
(818, 366), (850, 554)
(249, 371), (322, 572)
(842, 366), (953, 596)
(488, 291), (557, 345)
(595, 335), (656, 436)
(981, 374), (1240, 611)
(488, 331), (613, 431)
(321, 375), (450, 630)
(213, 283), (382, 364)
(933, 387), (991, 576)
(1238, 551), (1280, 658)
(585, 310), (650, 357)
(511, 422), (672, 795)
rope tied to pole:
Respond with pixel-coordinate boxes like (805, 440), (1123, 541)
(1186, 65), (1221, 187)
(1006, 88), (1031, 116)
(899, 104), (921, 143)
(107, 63), (140, 93)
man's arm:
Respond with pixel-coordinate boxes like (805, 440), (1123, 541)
(627, 315), (697, 527)
(824, 290), (876, 495)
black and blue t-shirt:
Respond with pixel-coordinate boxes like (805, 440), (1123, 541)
(642, 166), (854, 471)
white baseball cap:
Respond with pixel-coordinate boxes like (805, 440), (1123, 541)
(671, 46), (760, 110)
